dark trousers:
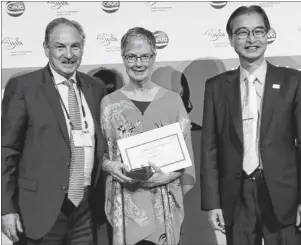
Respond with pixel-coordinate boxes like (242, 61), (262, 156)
(226, 174), (301, 245)
(17, 190), (94, 245)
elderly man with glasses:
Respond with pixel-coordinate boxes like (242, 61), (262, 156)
(201, 5), (301, 245)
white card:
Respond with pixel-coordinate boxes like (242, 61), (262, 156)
(273, 84), (280, 89)
(72, 130), (92, 147)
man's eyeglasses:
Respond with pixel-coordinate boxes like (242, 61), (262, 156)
(233, 28), (267, 40)
(123, 54), (154, 64)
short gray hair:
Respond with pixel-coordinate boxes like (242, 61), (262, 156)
(44, 17), (85, 45)
(121, 27), (156, 55)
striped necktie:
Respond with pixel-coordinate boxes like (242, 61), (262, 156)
(63, 79), (85, 206)
(243, 74), (259, 175)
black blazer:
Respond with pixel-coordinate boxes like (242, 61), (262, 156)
(1, 65), (107, 239)
(201, 62), (301, 226)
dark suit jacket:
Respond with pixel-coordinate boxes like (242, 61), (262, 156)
(201, 62), (301, 226)
(1, 65), (107, 239)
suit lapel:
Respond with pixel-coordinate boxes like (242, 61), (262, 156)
(225, 68), (244, 144)
(77, 73), (103, 188)
(260, 62), (282, 143)
(41, 66), (70, 149)
(76, 72), (96, 120)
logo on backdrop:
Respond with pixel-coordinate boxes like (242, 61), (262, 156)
(47, 1), (69, 10)
(145, 2), (172, 12)
(153, 31), (169, 49)
(97, 33), (118, 46)
(267, 28), (276, 44)
(258, 2), (281, 8)
(102, 2), (120, 13)
(210, 1), (227, 9)
(97, 33), (120, 52)
(6, 2), (25, 17)
(145, 1), (156, 6)
(2, 37), (23, 50)
(1, 37), (32, 57)
(205, 28), (226, 41)
(205, 28), (229, 47)
(47, 2), (78, 16)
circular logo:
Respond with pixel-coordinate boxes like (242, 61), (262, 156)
(6, 1), (25, 17)
(102, 1), (120, 13)
(210, 1), (227, 9)
(267, 28), (276, 44)
(153, 31), (169, 49)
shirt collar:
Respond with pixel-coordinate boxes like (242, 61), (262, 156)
(49, 63), (77, 85)
(240, 59), (267, 84)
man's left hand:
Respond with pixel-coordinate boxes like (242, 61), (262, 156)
(296, 204), (301, 231)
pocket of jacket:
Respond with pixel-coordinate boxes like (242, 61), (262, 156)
(18, 177), (38, 191)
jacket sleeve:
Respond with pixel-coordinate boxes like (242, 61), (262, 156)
(294, 71), (301, 204)
(200, 78), (220, 210)
(1, 78), (28, 215)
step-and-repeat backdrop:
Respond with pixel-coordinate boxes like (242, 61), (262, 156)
(2, 1), (301, 245)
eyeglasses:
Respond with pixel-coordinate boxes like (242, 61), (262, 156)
(123, 54), (154, 64)
(232, 28), (267, 40)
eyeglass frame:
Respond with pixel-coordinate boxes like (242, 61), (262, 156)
(232, 27), (268, 40)
(122, 53), (155, 64)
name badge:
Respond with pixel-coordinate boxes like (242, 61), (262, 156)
(72, 130), (92, 147)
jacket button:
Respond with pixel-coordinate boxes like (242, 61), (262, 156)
(61, 186), (67, 192)
(65, 162), (70, 167)
(236, 173), (241, 179)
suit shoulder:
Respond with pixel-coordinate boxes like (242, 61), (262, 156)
(274, 66), (301, 77)
(206, 69), (236, 85)
(5, 68), (43, 89)
(78, 71), (106, 89)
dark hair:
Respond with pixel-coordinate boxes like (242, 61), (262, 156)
(121, 27), (156, 55)
(226, 5), (271, 37)
(44, 17), (85, 45)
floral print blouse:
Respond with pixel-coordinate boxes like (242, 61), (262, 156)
(100, 87), (196, 245)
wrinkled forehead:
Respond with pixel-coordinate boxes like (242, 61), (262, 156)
(49, 24), (83, 44)
(232, 12), (266, 31)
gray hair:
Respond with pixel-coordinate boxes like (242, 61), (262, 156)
(121, 27), (156, 55)
(44, 17), (85, 46)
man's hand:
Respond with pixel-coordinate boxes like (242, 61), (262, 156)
(1, 213), (23, 242)
(296, 204), (301, 231)
(208, 209), (225, 233)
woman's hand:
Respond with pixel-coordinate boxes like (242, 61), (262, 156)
(103, 160), (133, 184)
(140, 162), (182, 188)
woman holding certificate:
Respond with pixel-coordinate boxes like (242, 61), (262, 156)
(100, 27), (195, 245)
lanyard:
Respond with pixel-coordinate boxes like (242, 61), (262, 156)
(49, 68), (88, 130)
(55, 85), (88, 130)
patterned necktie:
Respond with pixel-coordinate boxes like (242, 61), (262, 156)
(243, 74), (259, 174)
(63, 79), (85, 206)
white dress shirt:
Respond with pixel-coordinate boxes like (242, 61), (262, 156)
(240, 60), (267, 170)
(49, 65), (95, 186)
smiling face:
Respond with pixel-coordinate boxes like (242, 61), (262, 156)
(43, 23), (84, 78)
(122, 37), (155, 84)
(229, 12), (269, 65)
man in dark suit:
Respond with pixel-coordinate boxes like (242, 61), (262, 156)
(201, 5), (301, 245)
(2, 18), (106, 244)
